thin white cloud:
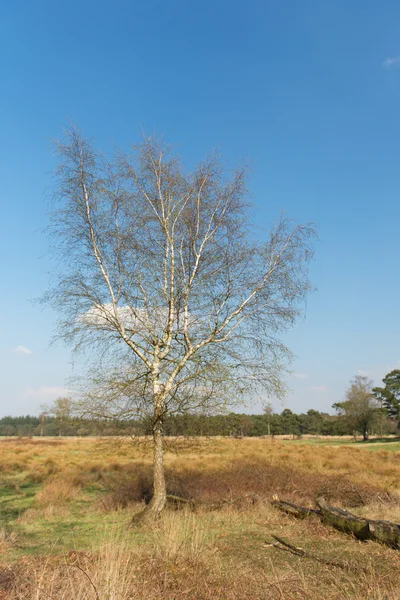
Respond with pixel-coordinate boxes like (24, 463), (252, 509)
(82, 303), (199, 335)
(293, 373), (308, 380)
(309, 385), (327, 394)
(353, 361), (400, 384)
(383, 56), (400, 68)
(22, 386), (70, 400)
(356, 369), (370, 377)
(12, 345), (33, 355)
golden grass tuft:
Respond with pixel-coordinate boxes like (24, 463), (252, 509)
(148, 509), (215, 567)
(34, 477), (81, 507)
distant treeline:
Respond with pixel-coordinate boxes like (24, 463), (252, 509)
(0, 409), (396, 438)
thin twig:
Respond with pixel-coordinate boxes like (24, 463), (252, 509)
(267, 535), (369, 572)
(64, 563), (101, 600)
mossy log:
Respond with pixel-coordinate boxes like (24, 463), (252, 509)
(367, 519), (400, 549)
(272, 496), (400, 550)
(316, 497), (371, 540)
(316, 497), (400, 549)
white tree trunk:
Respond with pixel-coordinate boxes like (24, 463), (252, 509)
(140, 361), (167, 520)
(148, 415), (167, 515)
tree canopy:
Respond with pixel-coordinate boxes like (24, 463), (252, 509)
(44, 128), (316, 520)
(333, 375), (379, 441)
(373, 370), (400, 423)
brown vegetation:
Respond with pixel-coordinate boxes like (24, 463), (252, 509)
(7, 507), (400, 599)
(34, 477), (81, 508)
(0, 437), (398, 599)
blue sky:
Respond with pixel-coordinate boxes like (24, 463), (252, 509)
(1, 0), (400, 416)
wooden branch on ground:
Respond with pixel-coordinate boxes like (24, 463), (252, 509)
(207, 493), (260, 511)
(266, 535), (367, 572)
(271, 498), (321, 519)
(272, 496), (400, 550)
(137, 493), (259, 514)
(166, 494), (195, 508)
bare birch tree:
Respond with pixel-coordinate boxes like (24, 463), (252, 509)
(44, 127), (315, 521)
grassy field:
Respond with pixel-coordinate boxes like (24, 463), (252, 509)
(0, 436), (399, 599)
(281, 436), (400, 452)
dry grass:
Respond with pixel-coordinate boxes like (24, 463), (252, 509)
(7, 506), (400, 599)
(34, 477), (81, 508)
(0, 436), (399, 599)
(0, 436), (398, 493)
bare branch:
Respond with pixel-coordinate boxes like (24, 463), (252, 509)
(45, 129), (316, 519)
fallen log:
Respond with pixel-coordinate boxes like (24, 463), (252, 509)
(272, 496), (400, 550)
(316, 497), (371, 541)
(316, 497), (400, 549)
(368, 519), (400, 549)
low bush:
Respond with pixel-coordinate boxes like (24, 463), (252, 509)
(99, 465), (153, 510)
(35, 477), (80, 507)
